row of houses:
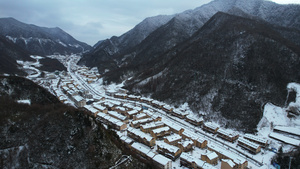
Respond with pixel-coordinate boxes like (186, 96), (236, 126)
(113, 94), (206, 127)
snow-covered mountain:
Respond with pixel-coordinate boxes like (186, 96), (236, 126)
(79, 0), (300, 73)
(79, 0), (300, 131)
(0, 17), (92, 56)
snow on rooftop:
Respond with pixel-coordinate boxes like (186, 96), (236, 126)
(152, 126), (170, 134)
(84, 105), (98, 114)
(108, 111), (127, 121)
(217, 128), (239, 137)
(179, 139), (194, 147)
(135, 113), (147, 119)
(152, 154), (172, 166)
(244, 134), (268, 144)
(127, 127), (154, 142)
(208, 144), (247, 165)
(204, 122), (219, 129)
(273, 126), (300, 136)
(128, 109), (139, 115)
(141, 121), (164, 130)
(207, 152), (218, 160)
(131, 118), (153, 125)
(269, 132), (300, 146)
(93, 104), (106, 111)
(222, 159), (235, 168)
(165, 133), (182, 142)
(157, 141), (180, 153)
(73, 95), (84, 102)
(186, 113), (203, 122)
(131, 142), (152, 155)
(238, 138), (260, 149)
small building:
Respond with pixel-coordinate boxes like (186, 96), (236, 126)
(164, 134), (182, 146)
(194, 137), (208, 149)
(133, 113), (149, 120)
(114, 93), (127, 99)
(168, 123), (185, 135)
(243, 134), (268, 147)
(73, 95), (86, 107)
(127, 127), (156, 147)
(140, 97), (153, 104)
(151, 100), (165, 109)
(203, 122), (219, 134)
(150, 126), (171, 139)
(131, 118), (156, 128)
(157, 141), (182, 161)
(238, 138), (261, 154)
(171, 109), (189, 119)
(221, 159), (236, 169)
(185, 114), (203, 126)
(131, 142), (154, 161)
(93, 104), (108, 113)
(140, 121), (165, 133)
(114, 106), (127, 115)
(162, 104), (174, 114)
(152, 154), (172, 169)
(201, 152), (219, 165)
(107, 111), (128, 123)
(178, 139), (194, 152)
(208, 144), (248, 169)
(127, 95), (141, 101)
(127, 109), (140, 119)
(217, 128), (239, 143)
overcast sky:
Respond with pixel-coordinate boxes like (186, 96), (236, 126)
(0, 0), (299, 45)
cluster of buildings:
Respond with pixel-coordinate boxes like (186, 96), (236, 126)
(82, 96), (260, 169)
(76, 66), (100, 83)
(202, 122), (268, 155)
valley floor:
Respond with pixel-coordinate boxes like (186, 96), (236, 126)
(16, 54), (300, 169)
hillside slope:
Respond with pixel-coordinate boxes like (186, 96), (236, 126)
(0, 17), (92, 56)
(0, 76), (147, 169)
(125, 12), (300, 131)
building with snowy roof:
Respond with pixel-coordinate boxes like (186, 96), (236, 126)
(171, 109), (189, 119)
(127, 127), (156, 147)
(140, 97), (153, 104)
(238, 138), (261, 154)
(208, 144), (248, 169)
(156, 141), (182, 160)
(151, 100), (165, 109)
(167, 123), (185, 135)
(72, 95), (86, 107)
(127, 95), (141, 101)
(133, 112), (149, 120)
(114, 106), (127, 115)
(140, 121), (165, 133)
(201, 152), (219, 165)
(221, 159), (236, 169)
(152, 154), (172, 169)
(93, 104), (108, 113)
(150, 126), (171, 139)
(164, 134), (182, 145)
(185, 114), (203, 126)
(107, 111), (128, 123)
(114, 93), (127, 99)
(217, 128), (239, 143)
(203, 122), (219, 134)
(131, 142), (155, 161)
(178, 139), (194, 152)
(243, 134), (268, 147)
(180, 152), (217, 169)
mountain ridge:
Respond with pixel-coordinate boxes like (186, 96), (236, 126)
(0, 17), (92, 56)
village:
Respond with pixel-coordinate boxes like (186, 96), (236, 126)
(22, 54), (300, 169)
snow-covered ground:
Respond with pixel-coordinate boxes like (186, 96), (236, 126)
(16, 54), (300, 169)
